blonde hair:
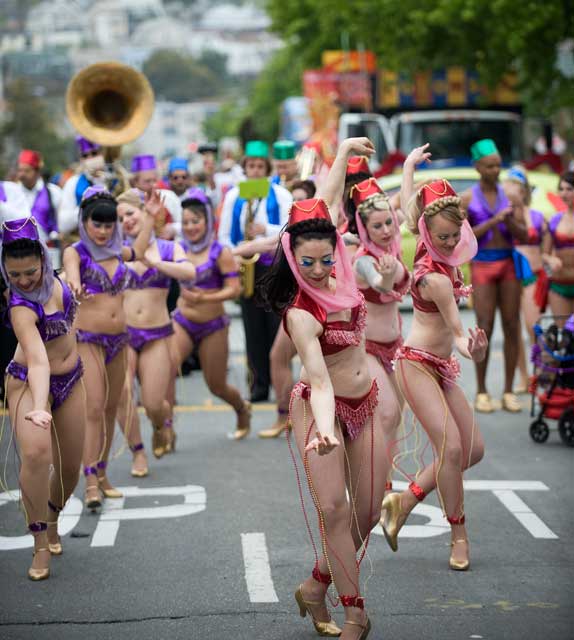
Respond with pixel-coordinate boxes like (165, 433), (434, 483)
(357, 193), (391, 225)
(116, 188), (144, 209)
(406, 192), (465, 235)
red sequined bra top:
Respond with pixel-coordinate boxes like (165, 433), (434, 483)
(410, 242), (472, 314)
(283, 288), (367, 355)
(354, 246), (411, 305)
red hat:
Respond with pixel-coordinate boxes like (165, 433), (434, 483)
(288, 198), (331, 226)
(18, 150), (42, 170)
(346, 156), (371, 177)
(350, 177), (383, 208)
(419, 179), (458, 211)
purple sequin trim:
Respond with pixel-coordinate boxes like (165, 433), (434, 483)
(76, 330), (129, 364)
(81, 265), (132, 296)
(28, 521), (47, 533)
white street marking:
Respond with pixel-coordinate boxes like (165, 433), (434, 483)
(241, 532), (279, 603)
(492, 490), (558, 539)
(91, 485), (206, 547)
(0, 492), (82, 550)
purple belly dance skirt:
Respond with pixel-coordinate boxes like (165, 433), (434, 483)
(6, 357), (84, 411)
(127, 323), (174, 353)
(76, 329), (129, 364)
(172, 310), (230, 345)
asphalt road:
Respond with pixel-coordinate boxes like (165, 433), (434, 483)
(0, 309), (572, 640)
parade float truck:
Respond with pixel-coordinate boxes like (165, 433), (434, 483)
(282, 51), (523, 173)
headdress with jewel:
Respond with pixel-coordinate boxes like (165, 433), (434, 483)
(0, 217), (54, 304)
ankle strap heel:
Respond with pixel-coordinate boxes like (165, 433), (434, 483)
(28, 521), (48, 534)
(312, 563), (332, 585)
(130, 442), (145, 453)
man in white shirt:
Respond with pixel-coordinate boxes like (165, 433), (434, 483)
(218, 140), (292, 408)
(131, 154), (182, 239)
(59, 136), (106, 236)
(16, 150), (62, 242)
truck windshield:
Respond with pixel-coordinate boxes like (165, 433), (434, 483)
(344, 121), (389, 165)
(398, 120), (521, 165)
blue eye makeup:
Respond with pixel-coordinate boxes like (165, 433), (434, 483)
(298, 256), (336, 268)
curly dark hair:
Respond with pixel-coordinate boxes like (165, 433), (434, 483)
(80, 192), (118, 223)
(1, 238), (43, 263)
(256, 218), (336, 315)
(181, 198), (210, 222)
(343, 171), (371, 222)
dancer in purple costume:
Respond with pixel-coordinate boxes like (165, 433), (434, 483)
(168, 189), (251, 440)
(62, 187), (159, 510)
(2, 217), (84, 580)
(115, 189), (195, 475)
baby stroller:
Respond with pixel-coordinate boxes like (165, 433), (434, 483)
(529, 316), (574, 446)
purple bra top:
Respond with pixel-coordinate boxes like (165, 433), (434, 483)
(467, 183), (511, 248)
(73, 241), (132, 296)
(126, 238), (175, 290)
(181, 240), (230, 290)
(548, 212), (574, 249)
(6, 277), (77, 342)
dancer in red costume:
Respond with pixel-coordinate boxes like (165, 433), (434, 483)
(348, 178), (410, 495)
(258, 138), (388, 640)
(381, 144), (487, 571)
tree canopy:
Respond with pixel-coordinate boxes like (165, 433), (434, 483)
(143, 49), (224, 102)
(263, 0), (573, 115)
(1, 80), (71, 177)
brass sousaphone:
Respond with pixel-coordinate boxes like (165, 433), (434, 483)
(66, 61), (155, 192)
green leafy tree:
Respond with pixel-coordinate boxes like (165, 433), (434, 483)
(263, 0), (574, 116)
(143, 50), (222, 102)
(1, 80), (71, 177)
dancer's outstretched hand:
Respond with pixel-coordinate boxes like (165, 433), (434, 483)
(405, 143), (432, 167)
(342, 137), (375, 158)
(144, 189), (165, 218)
(25, 409), (52, 430)
(374, 254), (398, 279)
(305, 431), (340, 456)
(468, 326), (488, 362)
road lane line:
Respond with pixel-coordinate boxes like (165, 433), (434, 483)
(492, 490), (558, 539)
(241, 532), (279, 603)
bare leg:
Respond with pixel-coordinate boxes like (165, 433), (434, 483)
(166, 322), (194, 443)
(290, 395), (368, 634)
(198, 326), (250, 438)
(549, 290), (574, 323)
(366, 353), (402, 495)
(521, 283), (540, 345)
(498, 278), (522, 395)
(393, 360), (484, 564)
(261, 326), (296, 436)
(471, 281), (498, 396)
(48, 380), (86, 550)
(6, 375), (51, 576)
(97, 347), (128, 494)
(138, 338), (173, 457)
(116, 347), (148, 475)
(78, 342), (107, 506)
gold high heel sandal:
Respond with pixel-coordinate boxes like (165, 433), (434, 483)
(230, 400), (251, 441)
(47, 522), (62, 556)
(152, 427), (166, 459)
(449, 539), (470, 571)
(96, 461), (123, 498)
(380, 493), (404, 552)
(28, 548), (50, 581)
(129, 443), (149, 478)
(344, 617), (371, 639)
(294, 585), (342, 637)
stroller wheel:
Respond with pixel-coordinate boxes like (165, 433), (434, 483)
(529, 419), (549, 443)
(558, 409), (574, 447)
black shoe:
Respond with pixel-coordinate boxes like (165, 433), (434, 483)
(250, 389), (269, 403)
